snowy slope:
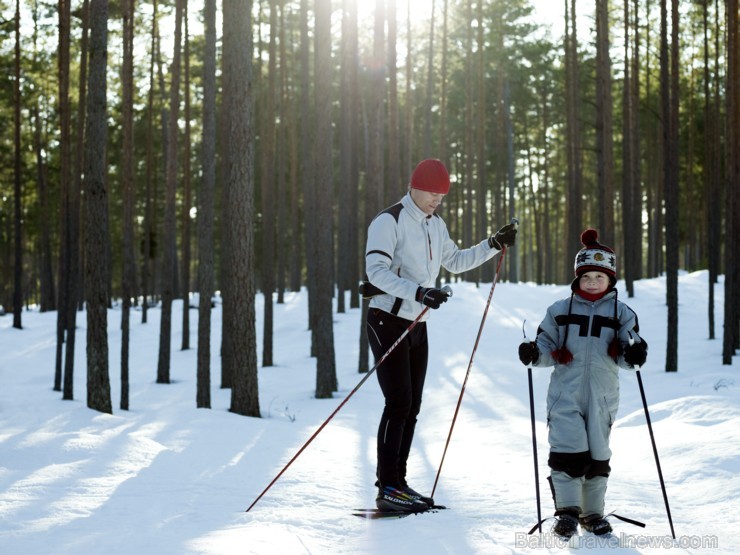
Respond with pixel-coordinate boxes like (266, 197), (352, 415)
(1, 271), (737, 554)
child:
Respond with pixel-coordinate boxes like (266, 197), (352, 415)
(518, 229), (648, 538)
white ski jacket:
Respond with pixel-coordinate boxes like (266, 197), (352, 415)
(365, 192), (499, 322)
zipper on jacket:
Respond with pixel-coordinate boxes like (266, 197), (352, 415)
(426, 220), (433, 261)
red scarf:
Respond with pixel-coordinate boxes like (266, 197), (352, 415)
(575, 289), (610, 302)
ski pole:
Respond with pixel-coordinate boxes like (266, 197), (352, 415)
(246, 285), (452, 513)
(630, 333), (676, 539)
(431, 218), (517, 498)
(523, 320), (543, 534)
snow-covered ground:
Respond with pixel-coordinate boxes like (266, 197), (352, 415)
(1, 270), (737, 554)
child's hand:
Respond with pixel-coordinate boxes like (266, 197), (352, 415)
(518, 341), (539, 365)
(623, 340), (648, 368)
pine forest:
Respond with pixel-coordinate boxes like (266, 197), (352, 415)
(0, 0), (738, 414)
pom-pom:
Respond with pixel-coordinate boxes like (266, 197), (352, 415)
(580, 228), (599, 247)
(608, 337), (621, 361)
(551, 347), (574, 365)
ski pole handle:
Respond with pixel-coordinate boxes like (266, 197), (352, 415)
(628, 332), (641, 370)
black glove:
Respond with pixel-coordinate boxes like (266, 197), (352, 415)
(488, 223), (517, 249)
(415, 287), (449, 309)
(518, 341), (539, 366)
(623, 340), (648, 368)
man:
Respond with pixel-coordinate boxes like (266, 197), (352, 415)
(364, 158), (516, 512)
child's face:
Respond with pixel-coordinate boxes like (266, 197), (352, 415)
(579, 271), (610, 295)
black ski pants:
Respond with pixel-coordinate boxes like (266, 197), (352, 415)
(366, 308), (429, 488)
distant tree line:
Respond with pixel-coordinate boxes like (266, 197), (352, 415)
(0, 0), (737, 413)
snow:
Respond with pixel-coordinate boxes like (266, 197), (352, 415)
(1, 270), (737, 554)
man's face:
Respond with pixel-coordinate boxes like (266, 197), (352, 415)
(410, 188), (445, 216)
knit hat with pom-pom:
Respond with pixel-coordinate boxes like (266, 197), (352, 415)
(551, 228), (621, 366)
(574, 228), (616, 285)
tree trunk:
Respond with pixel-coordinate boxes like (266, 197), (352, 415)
(62, 0), (89, 400)
(54, 0), (72, 388)
(219, 6), (234, 389)
(387, 0), (401, 202)
(724, 0), (740, 364)
(630, 0), (642, 283)
(338, 0), (359, 313)
(224, 0), (260, 417)
(120, 0), (136, 411)
(703, 0), (715, 338)
(12, 0), (22, 330)
(157, 0), (184, 384)
(595, 0), (615, 245)
(142, 0), (158, 325)
(288, 4), (302, 295)
(463, 0), (474, 283)
(621, 0), (635, 297)
(261, 0), (277, 368)
(314, 0), (337, 398)
(196, 0), (217, 409)
(276, 3), (288, 305)
(84, 0), (112, 414)
(476, 0), (487, 283)
(564, 0), (583, 281)
(663, 0), (679, 372)
(181, 2), (192, 351)
(300, 0), (318, 357)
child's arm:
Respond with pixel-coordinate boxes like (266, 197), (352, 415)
(531, 305), (561, 367)
(617, 303), (647, 369)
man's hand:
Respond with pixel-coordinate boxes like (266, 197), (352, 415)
(415, 287), (450, 309)
(489, 223), (517, 249)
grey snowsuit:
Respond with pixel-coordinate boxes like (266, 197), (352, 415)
(531, 288), (644, 517)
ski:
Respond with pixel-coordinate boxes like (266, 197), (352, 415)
(352, 505), (448, 520)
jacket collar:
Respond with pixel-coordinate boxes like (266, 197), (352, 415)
(402, 192), (433, 222)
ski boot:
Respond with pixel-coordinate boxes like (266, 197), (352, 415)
(376, 485), (429, 513)
(580, 514), (612, 535)
(400, 483), (434, 508)
(552, 507), (580, 540)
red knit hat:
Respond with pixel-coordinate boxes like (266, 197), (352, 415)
(574, 228), (617, 285)
(410, 159), (450, 194)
